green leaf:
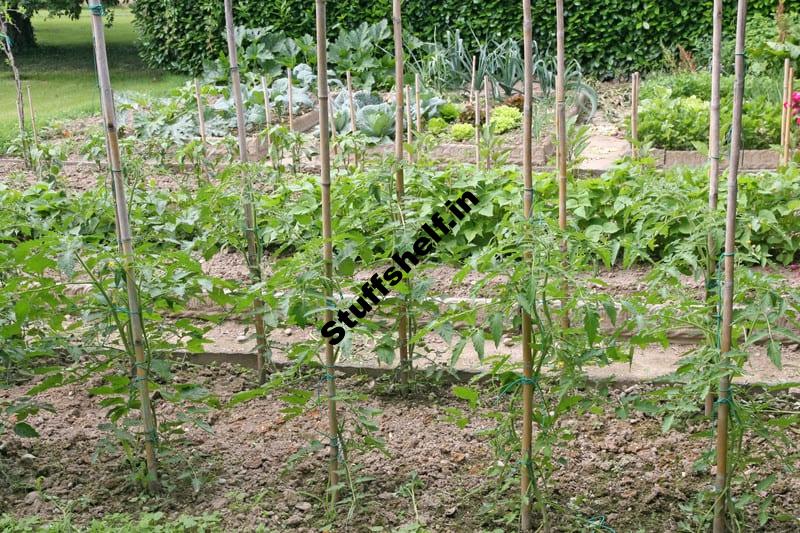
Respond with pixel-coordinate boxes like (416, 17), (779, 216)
(756, 474), (776, 492)
(584, 308), (599, 345)
(14, 422), (39, 438)
(471, 330), (485, 360)
(767, 340), (782, 370)
(661, 414), (674, 433)
(228, 387), (269, 407)
(489, 313), (504, 347)
(452, 386), (478, 408)
(26, 374), (64, 396)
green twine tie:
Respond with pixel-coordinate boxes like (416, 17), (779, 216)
(89, 4), (105, 17)
(587, 515), (617, 533)
(499, 375), (538, 395)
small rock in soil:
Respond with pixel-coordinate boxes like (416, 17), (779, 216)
(295, 501), (312, 512)
(285, 514), (304, 526)
(21, 453), (36, 465)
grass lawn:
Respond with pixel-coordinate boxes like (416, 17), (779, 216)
(0, 8), (185, 149)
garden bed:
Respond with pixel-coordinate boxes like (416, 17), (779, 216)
(2, 363), (798, 532)
(653, 149), (781, 171)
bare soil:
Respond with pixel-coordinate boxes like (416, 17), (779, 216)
(1, 363), (798, 531)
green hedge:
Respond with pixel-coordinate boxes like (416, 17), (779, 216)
(132, 0), (796, 77)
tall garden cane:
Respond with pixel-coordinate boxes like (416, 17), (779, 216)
(88, 0), (160, 493)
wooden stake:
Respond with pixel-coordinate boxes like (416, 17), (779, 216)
(474, 83), (481, 167)
(193, 78), (210, 178)
(0, 14), (28, 167)
(260, 75), (272, 161)
(555, 0), (569, 330)
(414, 73), (422, 133)
(484, 75), (492, 169)
(779, 0), (790, 163)
(346, 71), (357, 134)
(630, 72), (640, 157)
(88, 0), (160, 493)
(781, 59), (790, 158)
(329, 88), (338, 156)
(521, 1), (535, 529)
(705, 0), (723, 418)
(314, 0), (340, 506)
(194, 78), (208, 147)
(470, 54), (477, 102)
(714, 2), (747, 531)
(26, 84), (38, 145)
(346, 71), (358, 166)
(392, 0), (410, 386)
(406, 85), (413, 150)
(224, 0), (270, 384)
(287, 67), (295, 131)
(783, 68), (794, 165)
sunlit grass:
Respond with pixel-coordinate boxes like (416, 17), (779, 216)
(0, 8), (185, 149)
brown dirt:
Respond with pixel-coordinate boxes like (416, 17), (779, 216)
(1, 364), (798, 531)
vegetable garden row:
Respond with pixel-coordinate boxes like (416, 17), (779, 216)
(1, 0), (799, 531)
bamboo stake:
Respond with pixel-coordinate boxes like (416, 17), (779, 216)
(781, 59), (790, 158)
(287, 67), (295, 131)
(406, 85), (413, 151)
(783, 68), (794, 165)
(346, 71), (358, 166)
(392, 0), (410, 386)
(555, 0), (569, 330)
(470, 54), (477, 103)
(705, 0), (723, 418)
(194, 78), (208, 147)
(474, 82), (481, 167)
(26, 84), (38, 145)
(484, 75), (491, 169)
(714, 1), (747, 531)
(224, 0), (270, 384)
(314, 0), (340, 506)
(630, 72), (640, 158)
(88, 0), (159, 493)
(329, 88), (338, 157)
(0, 13), (28, 167)
(260, 75), (272, 162)
(193, 78), (210, 178)
(414, 73), (422, 133)
(520, 1), (535, 529)
(779, 0), (790, 163)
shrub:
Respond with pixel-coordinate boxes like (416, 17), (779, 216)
(450, 123), (475, 142)
(427, 117), (448, 135)
(489, 105), (522, 134)
(438, 102), (460, 123)
(132, 0), (796, 77)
